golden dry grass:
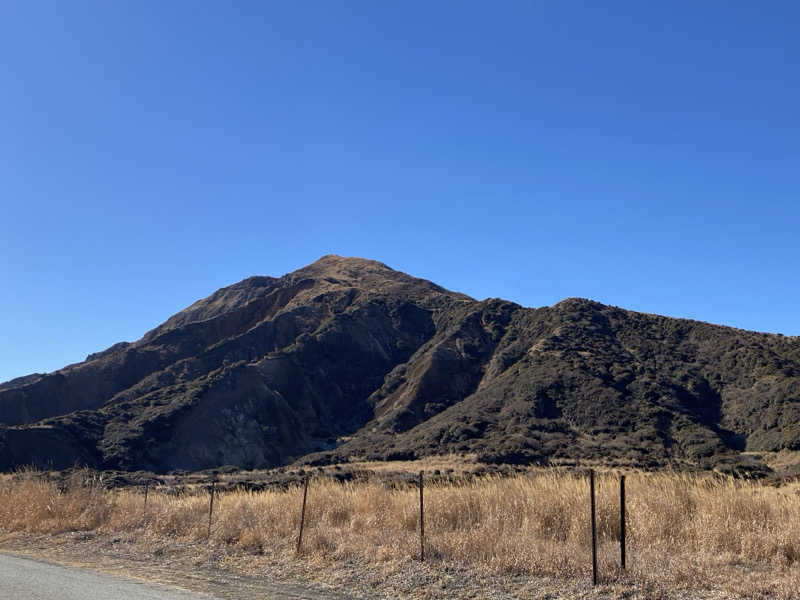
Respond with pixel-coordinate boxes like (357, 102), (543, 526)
(1, 468), (799, 597)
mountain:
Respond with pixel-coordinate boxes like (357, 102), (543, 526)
(1, 255), (798, 475)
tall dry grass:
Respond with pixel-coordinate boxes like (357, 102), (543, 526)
(1, 468), (799, 595)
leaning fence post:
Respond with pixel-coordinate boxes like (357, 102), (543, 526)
(590, 469), (598, 585)
(296, 475), (309, 555)
(620, 474), (626, 570)
(419, 470), (425, 562)
(207, 480), (216, 538)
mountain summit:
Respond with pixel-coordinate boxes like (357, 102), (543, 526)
(1, 256), (798, 474)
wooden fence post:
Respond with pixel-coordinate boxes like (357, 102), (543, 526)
(590, 469), (597, 585)
(296, 475), (309, 555)
(143, 482), (149, 509)
(620, 474), (626, 570)
(207, 481), (216, 538)
(419, 470), (425, 562)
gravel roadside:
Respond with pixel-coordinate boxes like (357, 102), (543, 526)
(0, 531), (766, 600)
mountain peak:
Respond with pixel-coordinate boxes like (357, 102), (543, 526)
(291, 255), (473, 302)
(2, 257), (798, 476)
(298, 254), (396, 278)
(140, 257), (469, 344)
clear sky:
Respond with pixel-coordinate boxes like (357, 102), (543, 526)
(1, 1), (798, 383)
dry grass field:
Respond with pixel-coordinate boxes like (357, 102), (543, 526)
(1, 467), (799, 599)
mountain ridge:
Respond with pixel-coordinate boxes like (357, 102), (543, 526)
(1, 255), (798, 475)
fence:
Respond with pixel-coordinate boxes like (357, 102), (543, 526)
(133, 467), (625, 585)
(286, 468), (624, 585)
(8, 466), (793, 591)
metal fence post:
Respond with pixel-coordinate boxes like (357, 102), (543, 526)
(419, 470), (425, 562)
(590, 469), (597, 585)
(296, 475), (309, 555)
(207, 481), (216, 538)
(620, 474), (626, 570)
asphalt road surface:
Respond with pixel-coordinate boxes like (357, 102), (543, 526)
(0, 552), (220, 600)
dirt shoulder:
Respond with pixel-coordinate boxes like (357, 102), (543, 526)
(0, 530), (741, 600)
(0, 531), (354, 600)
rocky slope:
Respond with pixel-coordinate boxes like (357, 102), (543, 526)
(1, 255), (798, 474)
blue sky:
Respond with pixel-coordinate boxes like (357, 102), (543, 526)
(1, 1), (798, 383)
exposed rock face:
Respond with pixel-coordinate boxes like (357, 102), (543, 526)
(1, 255), (798, 474)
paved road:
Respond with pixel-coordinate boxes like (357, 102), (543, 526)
(0, 553), (220, 600)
